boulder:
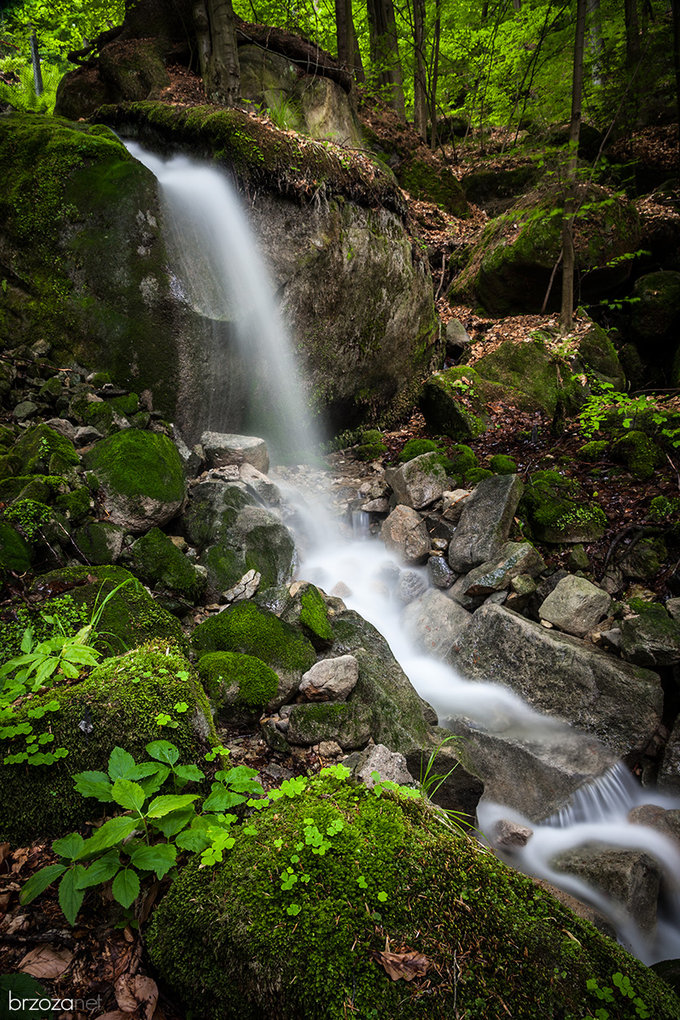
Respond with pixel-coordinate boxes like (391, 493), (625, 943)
(83, 429), (186, 532)
(381, 505), (430, 564)
(128, 526), (207, 608)
(287, 701), (372, 749)
(73, 520), (125, 564)
(419, 366), (490, 440)
(447, 474), (524, 573)
(658, 715), (680, 794)
(458, 541), (545, 598)
(620, 602), (680, 668)
(538, 575), (612, 638)
(197, 650), (281, 721)
(402, 589), (472, 658)
(629, 805), (680, 844)
(578, 322), (626, 391)
(519, 470), (607, 544)
(630, 271), (680, 344)
(200, 432), (270, 473)
(352, 743), (415, 788)
(472, 338), (587, 416)
(427, 554), (457, 589)
(385, 451), (449, 509)
(451, 603), (663, 758)
(299, 654), (359, 701)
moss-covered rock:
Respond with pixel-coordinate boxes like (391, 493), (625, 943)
(578, 440), (608, 462)
(83, 429), (186, 532)
(631, 271), (680, 343)
(578, 322), (626, 390)
(612, 430), (661, 480)
(398, 438), (442, 462)
(72, 520), (125, 564)
(192, 601), (316, 677)
(299, 584), (335, 647)
(128, 526), (206, 608)
(520, 470), (607, 543)
(0, 520), (31, 573)
(197, 650), (280, 719)
(287, 701), (372, 749)
(451, 185), (640, 315)
(473, 338), (586, 416)
(354, 429), (387, 461)
(12, 423), (79, 476)
(418, 366), (490, 440)
(465, 467), (494, 486)
(448, 443), (478, 477)
(620, 600), (680, 667)
(29, 565), (185, 653)
(397, 156), (469, 217)
(147, 769), (680, 1020)
(0, 643), (215, 845)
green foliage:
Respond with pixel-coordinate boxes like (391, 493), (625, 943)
(19, 739), (265, 924)
(3, 498), (51, 540)
(398, 438), (444, 462)
(488, 454), (517, 474)
(586, 971), (652, 1019)
(355, 429), (387, 461)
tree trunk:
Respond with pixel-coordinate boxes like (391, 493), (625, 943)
(586, 0), (603, 85)
(560, 0), (587, 334)
(30, 30), (43, 96)
(335, 0), (365, 81)
(194, 0), (240, 105)
(367, 0), (406, 117)
(672, 0), (680, 165)
(429, 0), (440, 149)
(624, 0), (640, 68)
(414, 0), (428, 139)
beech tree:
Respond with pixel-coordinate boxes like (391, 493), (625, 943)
(560, 0), (587, 333)
(194, 0), (241, 104)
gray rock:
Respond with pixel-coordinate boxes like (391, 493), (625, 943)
(353, 743), (416, 788)
(440, 489), (471, 524)
(427, 554), (457, 589)
(552, 846), (662, 934)
(385, 451), (448, 510)
(510, 573), (537, 596)
(239, 462), (280, 504)
(667, 598), (680, 623)
(620, 604), (680, 667)
(287, 701), (372, 750)
(381, 504), (430, 563)
(490, 818), (533, 851)
(460, 541), (545, 598)
(658, 715), (680, 794)
(404, 728), (485, 823)
(452, 603), (663, 758)
(539, 574), (612, 638)
(299, 655), (359, 701)
(396, 569), (427, 604)
(445, 317), (471, 355)
(628, 805), (680, 844)
(13, 400), (38, 420)
(172, 426), (203, 477)
(74, 425), (104, 446)
(448, 474), (524, 573)
(200, 432), (269, 473)
(44, 418), (76, 442)
(223, 569), (261, 603)
(73, 521), (125, 564)
(403, 589), (472, 658)
(567, 544), (590, 572)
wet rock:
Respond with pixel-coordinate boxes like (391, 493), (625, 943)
(459, 541), (545, 598)
(451, 603), (663, 758)
(200, 431), (269, 473)
(427, 554), (457, 589)
(381, 504), (430, 563)
(239, 462), (280, 504)
(352, 743), (416, 788)
(223, 569), (261, 603)
(403, 589), (472, 658)
(405, 729), (485, 822)
(538, 575), (612, 638)
(447, 474), (524, 573)
(620, 603), (680, 667)
(44, 418), (77, 442)
(628, 805), (680, 844)
(73, 521), (125, 564)
(396, 569), (427, 604)
(385, 451), (449, 510)
(490, 818), (534, 851)
(299, 655), (359, 702)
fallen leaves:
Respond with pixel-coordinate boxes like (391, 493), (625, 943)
(19, 945), (73, 979)
(115, 973), (159, 1018)
(371, 949), (431, 982)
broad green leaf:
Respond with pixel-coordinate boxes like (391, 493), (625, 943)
(108, 746), (137, 780)
(76, 850), (121, 889)
(58, 866), (86, 924)
(146, 794), (199, 818)
(77, 816), (138, 858)
(52, 832), (85, 861)
(145, 739), (179, 765)
(112, 868), (140, 909)
(72, 770), (114, 802)
(149, 806), (196, 838)
(202, 786), (245, 812)
(19, 863), (66, 904)
(129, 843), (176, 878)
(173, 763), (205, 783)
(111, 778), (146, 813)
(174, 828), (211, 853)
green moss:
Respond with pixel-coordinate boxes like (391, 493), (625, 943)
(612, 430), (660, 480)
(419, 367), (489, 440)
(147, 771), (680, 1020)
(0, 520), (32, 573)
(128, 527), (206, 605)
(191, 601), (316, 676)
(299, 585), (334, 645)
(649, 495), (680, 523)
(578, 440), (608, 462)
(12, 423), (79, 475)
(0, 643), (215, 845)
(0, 474), (65, 504)
(0, 592), (88, 658)
(83, 400), (115, 433)
(197, 651), (279, 711)
(55, 486), (91, 524)
(465, 467), (494, 486)
(31, 565), (185, 653)
(488, 454), (517, 474)
(72, 521), (123, 564)
(355, 429), (387, 461)
(520, 471), (607, 543)
(398, 438), (443, 462)
(91, 371), (111, 386)
(4, 499), (52, 540)
(83, 428), (185, 505)
(448, 443), (478, 477)
(109, 392), (140, 416)
(397, 157), (469, 217)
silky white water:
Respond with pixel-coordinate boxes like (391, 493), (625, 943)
(129, 143), (680, 964)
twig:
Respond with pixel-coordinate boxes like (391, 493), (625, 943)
(435, 253), (446, 300)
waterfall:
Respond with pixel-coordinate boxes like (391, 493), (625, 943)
(129, 142), (680, 965)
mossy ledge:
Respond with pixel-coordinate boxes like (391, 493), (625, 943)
(95, 102), (407, 217)
(147, 770), (680, 1020)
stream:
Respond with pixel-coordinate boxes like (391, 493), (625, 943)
(126, 141), (680, 967)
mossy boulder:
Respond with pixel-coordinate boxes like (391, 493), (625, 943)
(0, 643), (215, 845)
(0, 113), (183, 415)
(612, 430), (661, 480)
(12, 423), (79, 476)
(520, 470), (607, 543)
(147, 769), (680, 1020)
(83, 429), (186, 532)
(488, 454), (517, 474)
(578, 322), (626, 390)
(0, 520), (31, 573)
(72, 520), (125, 564)
(197, 651), (280, 720)
(354, 429), (387, 461)
(128, 526), (206, 609)
(279, 583), (335, 650)
(287, 701), (372, 749)
(29, 565), (184, 653)
(418, 366), (490, 440)
(398, 438), (442, 462)
(397, 156), (469, 217)
(473, 338), (587, 415)
(451, 185), (640, 314)
(620, 600), (680, 668)
(631, 270), (680, 343)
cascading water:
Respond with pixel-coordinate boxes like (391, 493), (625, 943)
(129, 142), (680, 965)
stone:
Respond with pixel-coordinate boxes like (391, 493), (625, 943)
(299, 655), (359, 701)
(128, 526), (206, 607)
(667, 598), (680, 623)
(568, 544), (590, 572)
(445, 318), (471, 359)
(381, 505), (430, 563)
(448, 474), (524, 573)
(440, 489), (471, 523)
(510, 573), (537, 596)
(318, 740), (343, 757)
(352, 744), (415, 788)
(239, 462), (280, 504)
(200, 432), (269, 473)
(520, 471), (607, 544)
(402, 589), (472, 658)
(73, 521), (125, 565)
(658, 715), (680, 794)
(628, 805), (680, 845)
(538, 575), (612, 638)
(74, 425), (104, 446)
(385, 451), (448, 510)
(490, 818), (534, 851)
(223, 569), (261, 603)
(287, 701), (372, 750)
(396, 569), (427, 604)
(13, 400), (37, 420)
(552, 846), (662, 934)
(620, 603), (680, 667)
(459, 541), (545, 598)
(44, 418), (77, 442)
(361, 497), (389, 513)
(419, 366), (490, 440)
(451, 603), (663, 759)
(427, 554), (456, 589)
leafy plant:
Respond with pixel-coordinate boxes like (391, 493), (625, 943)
(586, 971), (651, 1019)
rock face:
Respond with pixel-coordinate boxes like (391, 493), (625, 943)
(447, 474), (524, 573)
(385, 452), (448, 509)
(402, 589), (471, 657)
(553, 847), (662, 934)
(451, 603), (663, 757)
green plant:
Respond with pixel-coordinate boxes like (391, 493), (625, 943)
(19, 740), (265, 924)
(263, 93), (297, 131)
(585, 971), (652, 1018)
